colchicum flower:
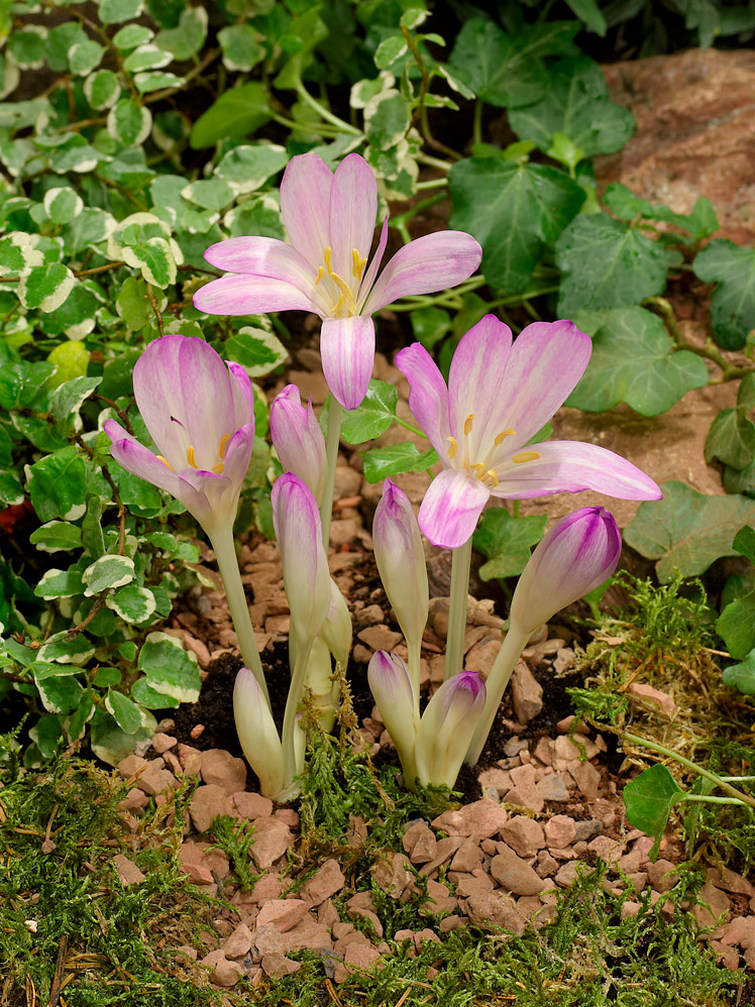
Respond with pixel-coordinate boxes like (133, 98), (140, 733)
(193, 152), (482, 410)
(104, 333), (254, 535)
(415, 670), (486, 789)
(270, 384), (328, 506)
(395, 314), (662, 549)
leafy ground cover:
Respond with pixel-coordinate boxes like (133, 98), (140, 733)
(2, 0), (755, 1002)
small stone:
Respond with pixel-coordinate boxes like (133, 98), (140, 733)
(627, 682), (677, 718)
(573, 819), (602, 842)
(535, 851), (559, 877)
(704, 866), (755, 897)
(119, 788), (148, 813)
(422, 879), (457, 915)
(319, 899), (340, 928)
(512, 661), (543, 723)
(719, 915), (755, 949)
(455, 873), (494, 898)
(569, 761), (601, 799)
(710, 939), (741, 971)
(490, 847), (544, 896)
(432, 799), (507, 839)
(226, 791), (273, 821)
(117, 754), (147, 780)
(532, 737), (554, 766)
(211, 957), (244, 988)
(152, 732), (177, 754)
(357, 625), (403, 651)
(403, 821), (435, 856)
(509, 763), (537, 788)
(535, 775), (570, 802)
(501, 817), (545, 858)
(556, 716), (590, 735)
(299, 858), (346, 906)
(466, 891), (527, 935)
(189, 784), (227, 833)
(261, 952), (301, 978)
(588, 836), (623, 866)
(138, 760), (177, 797)
(477, 768), (513, 796)
(257, 900), (309, 933)
(645, 858), (678, 892)
(504, 737), (529, 757)
(370, 851), (414, 898)
(544, 815), (576, 848)
(345, 892), (383, 938)
(251, 818), (293, 870)
(450, 838), (483, 873)
(504, 783), (545, 814)
(419, 836), (464, 875)
(113, 853), (146, 886)
(282, 919), (332, 954)
(343, 942), (381, 970)
(223, 924), (253, 959)
(249, 873), (282, 904)
(554, 862), (581, 887)
(692, 883), (730, 928)
(176, 743), (202, 775)
(200, 750), (247, 795)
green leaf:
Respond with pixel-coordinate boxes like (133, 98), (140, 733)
(30, 521), (82, 553)
(705, 407), (755, 470)
(82, 554), (135, 596)
(122, 237), (175, 288)
(362, 442), (438, 483)
(624, 481), (755, 582)
(107, 99), (152, 145)
(565, 307), (709, 416)
(90, 708), (157, 766)
(410, 306), (451, 350)
(181, 178), (235, 212)
(340, 380), (398, 444)
(733, 524), (755, 565)
(8, 27), (46, 67)
(28, 446), (87, 522)
(116, 276), (150, 330)
(69, 39), (104, 76)
(37, 675), (85, 716)
(473, 509), (548, 580)
(43, 186), (84, 224)
(155, 5), (207, 59)
(623, 764), (684, 860)
(190, 82), (272, 149)
(218, 24), (264, 72)
(51, 376), (102, 428)
(99, 0), (144, 24)
(37, 635), (94, 665)
(123, 43), (172, 71)
(113, 24), (154, 49)
(603, 184), (718, 240)
(555, 213), (668, 315)
(18, 263), (75, 312)
(364, 91), (411, 151)
(215, 144), (288, 194)
(565, 0), (607, 35)
(131, 677), (180, 709)
(449, 157), (584, 294)
(225, 327), (287, 376)
(693, 239), (755, 350)
(716, 593), (755, 660)
(35, 568), (84, 600)
(138, 631), (201, 703)
(508, 56), (634, 158)
(134, 70), (183, 93)
(106, 584), (157, 623)
(109, 462), (167, 514)
(721, 649), (755, 694)
(105, 690), (145, 734)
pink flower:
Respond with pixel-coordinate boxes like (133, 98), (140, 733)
(194, 152), (482, 410)
(270, 384), (327, 505)
(104, 334), (254, 535)
(395, 314), (662, 549)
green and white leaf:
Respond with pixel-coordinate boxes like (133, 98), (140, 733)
(134, 70), (183, 93)
(69, 39), (104, 76)
(218, 24), (264, 72)
(225, 327), (288, 376)
(138, 631), (201, 703)
(18, 262), (75, 312)
(37, 675), (85, 715)
(215, 144), (288, 194)
(38, 634), (94, 665)
(155, 5), (207, 60)
(107, 98), (152, 145)
(123, 44), (173, 72)
(35, 567), (84, 599)
(27, 446), (87, 521)
(82, 554), (135, 596)
(106, 689), (146, 734)
(29, 521), (82, 553)
(0, 231), (44, 275)
(43, 186), (84, 225)
(106, 583), (157, 623)
(99, 0), (144, 24)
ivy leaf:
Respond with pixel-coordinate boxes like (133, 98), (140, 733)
(225, 327), (288, 377)
(733, 524), (755, 565)
(362, 443), (438, 483)
(215, 144), (288, 194)
(508, 56), (634, 158)
(155, 6), (207, 60)
(693, 239), (755, 350)
(623, 480), (755, 581)
(27, 446), (87, 522)
(51, 376), (102, 428)
(107, 98), (152, 145)
(106, 584), (157, 624)
(105, 690), (145, 734)
(82, 554), (135, 596)
(29, 521), (82, 553)
(35, 567), (84, 599)
(190, 82), (272, 149)
(623, 764), (684, 861)
(341, 380), (398, 444)
(473, 509), (548, 580)
(566, 307), (709, 416)
(603, 183), (718, 240)
(449, 157), (584, 294)
(716, 593), (755, 660)
(705, 407), (755, 470)
(18, 263), (75, 312)
(99, 0), (144, 24)
(138, 632), (201, 703)
(721, 649), (755, 694)
(84, 71), (120, 112)
(555, 213), (668, 315)
(218, 24), (264, 73)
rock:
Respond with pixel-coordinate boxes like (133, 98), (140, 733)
(554, 862), (581, 887)
(573, 819), (602, 842)
(113, 854), (146, 886)
(719, 915), (755, 949)
(490, 847), (544, 896)
(211, 957), (244, 988)
(345, 892), (383, 937)
(504, 783), (545, 814)
(403, 821), (437, 862)
(226, 791), (273, 821)
(117, 754), (147, 780)
(704, 866), (755, 897)
(370, 851), (414, 898)
(450, 838), (483, 873)
(282, 919), (333, 954)
(223, 924), (253, 959)
(419, 835), (464, 875)
(249, 873), (282, 904)
(422, 879), (457, 916)
(536, 775), (570, 802)
(357, 625), (403, 652)
(189, 784), (227, 833)
(432, 799), (507, 839)
(477, 768), (513, 797)
(544, 815), (577, 849)
(645, 858), (678, 893)
(200, 749), (247, 795)
(250, 818), (293, 870)
(299, 858), (346, 906)
(501, 817), (545, 859)
(511, 661), (543, 723)
(455, 872), (494, 898)
(465, 892), (527, 935)
(626, 682), (677, 719)
(692, 883), (730, 928)
(256, 900), (309, 933)
(343, 941), (381, 970)
(466, 639), (502, 675)
(261, 952), (301, 978)
(587, 836), (623, 866)
(152, 732), (177, 753)
(569, 761), (601, 800)
(138, 760), (177, 797)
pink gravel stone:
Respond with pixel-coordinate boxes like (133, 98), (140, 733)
(466, 891), (527, 935)
(250, 873), (282, 904)
(211, 957), (244, 988)
(189, 784), (227, 833)
(490, 847), (544, 896)
(113, 853), (146, 886)
(250, 818), (293, 870)
(692, 883), (730, 928)
(544, 815), (577, 848)
(627, 682), (677, 718)
(299, 858), (346, 906)
(511, 661), (543, 723)
(261, 952), (301, 977)
(370, 851), (414, 898)
(432, 799), (507, 839)
(223, 923), (253, 958)
(117, 754), (147, 780)
(152, 732), (177, 753)
(504, 783), (545, 814)
(256, 899), (309, 933)
(501, 817), (545, 858)
(450, 838), (483, 873)
(569, 761), (601, 799)
(644, 858), (678, 892)
(200, 749), (247, 795)
(226, 791), (273, 821)
(138, 760), (177, 797)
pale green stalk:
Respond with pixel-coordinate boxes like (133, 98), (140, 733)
(281, 635), (314, 793)
(464, 623), (529, 766)
(320, 398), (343, 547)
(444, 536), (473, 680)
(208, 524), (269, 708)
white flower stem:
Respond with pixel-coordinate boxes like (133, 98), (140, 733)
(464, 623), (529, 766)
(208, 524), (270, 709)
(406, 636), (422, 726)
(444, 536), (473, 681)
(281, 634), (312, 790)
(320, 397), (343, 548)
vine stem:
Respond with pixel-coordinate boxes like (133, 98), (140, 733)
(643, 296), (750, 382)
(622, 731), (755, 810)
(444, 536), (473, 681)
(295, 82), (362, 136)
(320, 398), (343, 548)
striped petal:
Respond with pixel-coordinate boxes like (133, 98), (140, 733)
(279, 152), (334, 266)
(328, 152), (378, 281)
(320, 314), (375, 409)
(394, 341), (451, 458)
(447, 314), (512, 457)
(418, 467), (491, 549)
(193, 273), (322, 317)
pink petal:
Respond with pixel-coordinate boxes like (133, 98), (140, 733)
(106, 423), (201, 509)
(492, 440), (662, 500)
(357, 216), (389, 306)
(447, 315), (513, 456)
(193, 273), (322, 317)
(394, 342), (451, 458)
(328, 153), (377, 282)
(495, 321), (592, 450)
(228, 361), (255, 425)
(418, 468), (491, 549)
(279, 152), (334, 266)
(320, 314), (375, 409)
(364, 231), (482, 312)
(219, 423), (255, 493)
(203, 236), (318, 295)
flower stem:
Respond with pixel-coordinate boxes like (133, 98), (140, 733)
(444, 536), (473, 681)
(208, 524), (269, 708)
(320, 397), (343, 548)
(281, 635), (312, 791)
(295, 82), (363, 136)
(465, 623), (529, 766)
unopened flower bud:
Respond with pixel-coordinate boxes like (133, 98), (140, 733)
(270, 384), (327, 505)
(415, 671), (486, 788)
(367, 651), (418, 785)
(233, 667), (285, 799)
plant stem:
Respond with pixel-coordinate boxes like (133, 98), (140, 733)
(643, 296), (749, 382)
(622, 731), (755, 810)
(281, 635), (312, 792)
(208, 524), (269, 708)
(444, 536), (473, 681)
(678, 795), (748, 805)
(472, 99), (483, 146)
(465, 623), (529, 765)
(295, 82), (362, 136)
(320, 397), (343, 548)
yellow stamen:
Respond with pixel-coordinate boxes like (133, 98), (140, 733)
(464, 414), (475, 436)
(470, 462), (486, 477)
(323, 246), (333, 273)
(352, 248), (368, 280)
(486, 469), (499, 488)
(332, 292), (347, 316)
(157, 455), (174, 471)
(513, 451), (540, 464)
(314, 265), (324, 285)
(211, 462), (225, 474)
(218, 433), (231, 459)
(329, 269), (356, 304)
(494, 428), (515, 446)
(447, 436), (458, 460)
(186, 445), (197, 468)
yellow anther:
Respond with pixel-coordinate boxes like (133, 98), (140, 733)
(186, 445), (197, 468)
(157, 455), (174, 471)
(470, 462), (486, 477)
(211, 462), (225, 474)
(486, 469), (499, 487)
(512, 451), (541, 464)
(332, 292), (347, 316)
(447, 436), (458, 460)
(323, 246), (333, 274)
(352, 248), (367, 280)
(314, 266), (324, 285)
(219, 433), (231, 459)
(464, 414), (475, 436)
(494, 428), (515, 446)
(329, 269), (356, 303)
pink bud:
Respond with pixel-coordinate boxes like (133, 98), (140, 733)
(270, 384), (327, 505)
(415, 670), (486, 788)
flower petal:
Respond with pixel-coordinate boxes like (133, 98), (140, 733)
(279, 152), (334, 266)
(394, 341), (451, 458)
(228, 361), (255, 428)
(447, 314), (512, 456)
(193, 273), (322, 317)
(202, 236), (322, 309)
(320, 314), (375, 409)
(493, 440), (662, 500)
(364, 230), (482, 312)
(418, 467), (491, 548)
(219, 423), (255, 495)
(495, 320), (592, 452)
(357, 215), (388, 306)
(105, 420), (200, 508)
(328, 153), (378, 281)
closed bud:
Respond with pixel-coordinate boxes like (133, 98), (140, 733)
(233, 667), (286, 799)
(270, 384), (328, 505)
(367, 651), (418, 785)
(415, 671), (486, 789)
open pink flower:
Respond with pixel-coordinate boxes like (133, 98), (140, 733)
(395, 314), (662, 549)
(193, 152), (482, 410)
(104, 334), (254, 535)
